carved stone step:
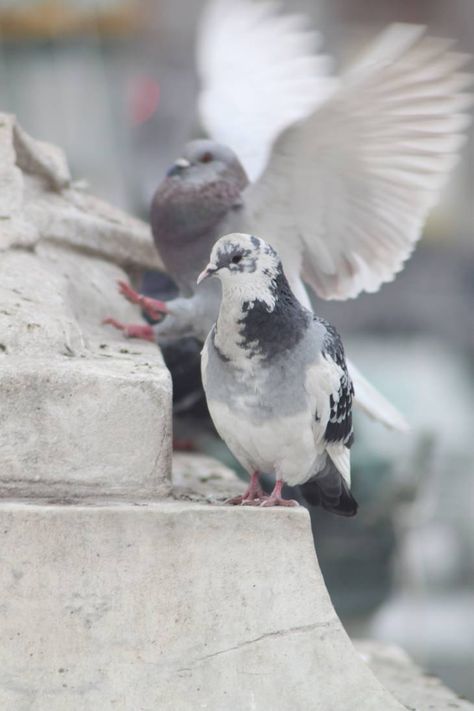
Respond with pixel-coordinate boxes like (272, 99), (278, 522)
(0, 501), (405, 711)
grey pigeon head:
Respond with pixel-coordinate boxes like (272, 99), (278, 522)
(167, 139), (248, 187)
(151, 141), (249, 292)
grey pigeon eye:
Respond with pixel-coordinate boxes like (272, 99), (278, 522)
(231, 254), (242, 264)
(200, 152), (213, 163)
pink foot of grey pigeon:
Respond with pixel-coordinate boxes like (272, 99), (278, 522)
(225, 471), (268, 506)
(259, 479), (299, 507)
(102, 318), (155, 341)
(117, 281), (169, 321)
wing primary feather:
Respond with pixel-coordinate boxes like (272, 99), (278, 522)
(245, 21), (471, 300)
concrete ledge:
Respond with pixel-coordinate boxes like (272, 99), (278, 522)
(0, 501), (404, 711)
(0, 359), (171, 499)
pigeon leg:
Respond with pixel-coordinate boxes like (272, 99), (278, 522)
(225, 471), (267, 505)
(102, 317), (155, 341)
(260, 479), (299, 507)
(118, 281), (169, 321)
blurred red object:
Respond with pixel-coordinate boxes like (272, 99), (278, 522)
(129, 75), (161, 126)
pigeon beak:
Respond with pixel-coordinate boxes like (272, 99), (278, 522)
(197, 264), (217, 285)
(166, 158), (191, 177)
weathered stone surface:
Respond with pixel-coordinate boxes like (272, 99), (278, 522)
(0, 245), (171, 499)
(25, 186), (163, 270)
(0, 112), (162, 270)
(0, 115), (40, 250)
(0, 358), (171, 499)
(356, 640), (474, 710)
(0, 501), (404, 711)
(172, 451), (242, 501)
(12, 117), (71, 191)
(0, 115), (171, 497)
(0, 249), (84, 357)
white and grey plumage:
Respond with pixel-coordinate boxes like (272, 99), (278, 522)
(196, 2), (472, 300)
(109, 0), (472, 432)
(199, 233), (358, 514)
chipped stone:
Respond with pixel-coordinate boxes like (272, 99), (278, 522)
(0, 115), (171, 498)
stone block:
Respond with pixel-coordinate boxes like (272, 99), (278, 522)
(0, 502), (404, 710)
(0, 358), (171, 499)
(0, 244), (172, 499)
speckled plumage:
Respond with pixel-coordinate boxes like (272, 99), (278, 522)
(200, 233), (358, 515)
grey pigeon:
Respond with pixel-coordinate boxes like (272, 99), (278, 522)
(198, 232), (358, 514)
(106, 0), (472, 432)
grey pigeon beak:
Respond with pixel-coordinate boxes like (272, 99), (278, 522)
(166, 157), (191, 177)
(197, 264), (217, 285)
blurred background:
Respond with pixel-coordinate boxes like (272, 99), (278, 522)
(0, 0), (472, 700)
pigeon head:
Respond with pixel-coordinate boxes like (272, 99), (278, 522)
(166, 139), (248, 189)
(197, 233), (282, 299)
(151, 141), (250, 273)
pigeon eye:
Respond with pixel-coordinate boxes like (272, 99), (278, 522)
(231, 254), (242, 264)
(200, 152), (213, 163)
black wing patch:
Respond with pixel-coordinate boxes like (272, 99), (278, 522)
(318, 319), (354, 447)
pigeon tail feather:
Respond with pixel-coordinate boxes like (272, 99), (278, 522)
(299, 460), (358, 517)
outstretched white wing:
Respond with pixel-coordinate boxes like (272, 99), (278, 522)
(197, 0), (335, 181)
(247, 23), (472, 300)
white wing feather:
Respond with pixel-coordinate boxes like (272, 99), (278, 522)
(197, 0), (335, 181)
(306, 354), (352, 485)
(247, 23), (472, 300)
(326, 444), (351, 487)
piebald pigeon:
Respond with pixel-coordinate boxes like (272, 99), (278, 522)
(199, 232), (358, 513)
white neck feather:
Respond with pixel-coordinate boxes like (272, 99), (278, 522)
(214, 270), (276, 364)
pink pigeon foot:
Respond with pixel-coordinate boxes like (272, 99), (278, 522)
(118, 281), (169, 321)
(102, 317), (155, 341)
(259, 479), (299, 507)
(225, 471), (268, 506)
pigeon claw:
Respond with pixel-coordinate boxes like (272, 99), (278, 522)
(102, 316), (124, 330)
(117, 281), (169, 321)
(117, 280), (142, 304)
(258, 479), (299, 507)
(259, 497), (299, 508)
(241, 497), (269, 506)
(102, 317), (155, 341)
(224, 494), (246, 505)
(224, 471), (268, 506)
(225, 493), (268, 506)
